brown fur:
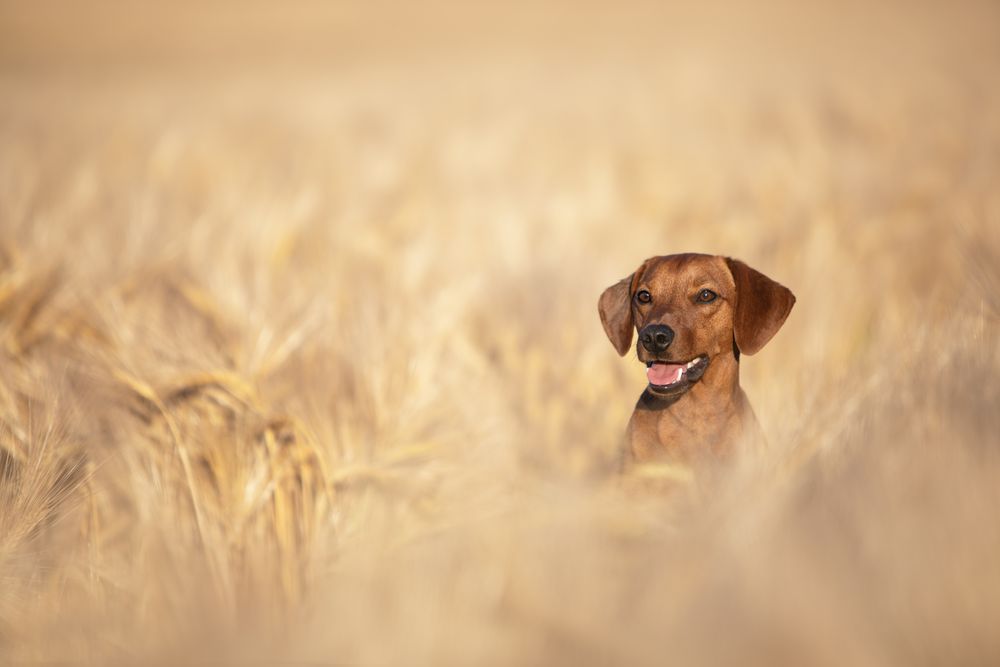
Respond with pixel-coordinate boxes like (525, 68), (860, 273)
(599, 254), (795, 467)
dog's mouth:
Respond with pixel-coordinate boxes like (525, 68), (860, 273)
(645, 355), (709, 393)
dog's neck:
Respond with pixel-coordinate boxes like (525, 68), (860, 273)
(632, 350), (748, 461)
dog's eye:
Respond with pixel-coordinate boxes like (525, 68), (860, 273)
(636, 290), (652, 304)
(696, 289), (717, 303)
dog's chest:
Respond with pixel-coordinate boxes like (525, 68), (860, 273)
(628, 393), (748, 463)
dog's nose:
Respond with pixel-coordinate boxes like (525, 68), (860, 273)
(640, 324), (675, 353)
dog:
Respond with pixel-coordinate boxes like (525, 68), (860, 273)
(599, 253), (795, 467)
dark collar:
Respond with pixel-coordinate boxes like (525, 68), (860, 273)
(634, 388), (684, 412)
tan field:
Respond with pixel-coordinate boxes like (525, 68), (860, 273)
(1, 1), (999, 663)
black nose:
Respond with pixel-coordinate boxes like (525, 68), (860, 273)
(640, 324), (675, 353)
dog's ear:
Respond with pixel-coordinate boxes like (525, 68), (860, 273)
(598, 275), (634, 356)
(599, 262), (647, 356)
(725, 258), (796, 356)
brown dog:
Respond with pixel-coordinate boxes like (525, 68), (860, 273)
(599, 254), (795, 467)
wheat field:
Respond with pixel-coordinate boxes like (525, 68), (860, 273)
(1, 1), (999, 664)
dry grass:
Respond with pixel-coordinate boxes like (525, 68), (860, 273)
(1, 1), (999, 664)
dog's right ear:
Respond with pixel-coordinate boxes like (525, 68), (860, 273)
(598, 268), (641, 357)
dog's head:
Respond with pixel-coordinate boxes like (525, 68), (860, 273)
(598, 253), (795, 396)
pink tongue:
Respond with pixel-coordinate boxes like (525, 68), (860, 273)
(647, 363), (684, 386)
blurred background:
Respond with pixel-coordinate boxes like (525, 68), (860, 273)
(1, 1), (998, 664)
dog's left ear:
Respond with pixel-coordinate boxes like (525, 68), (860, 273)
(725, 258), (796, 356)
(598, 274), (636, 356)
